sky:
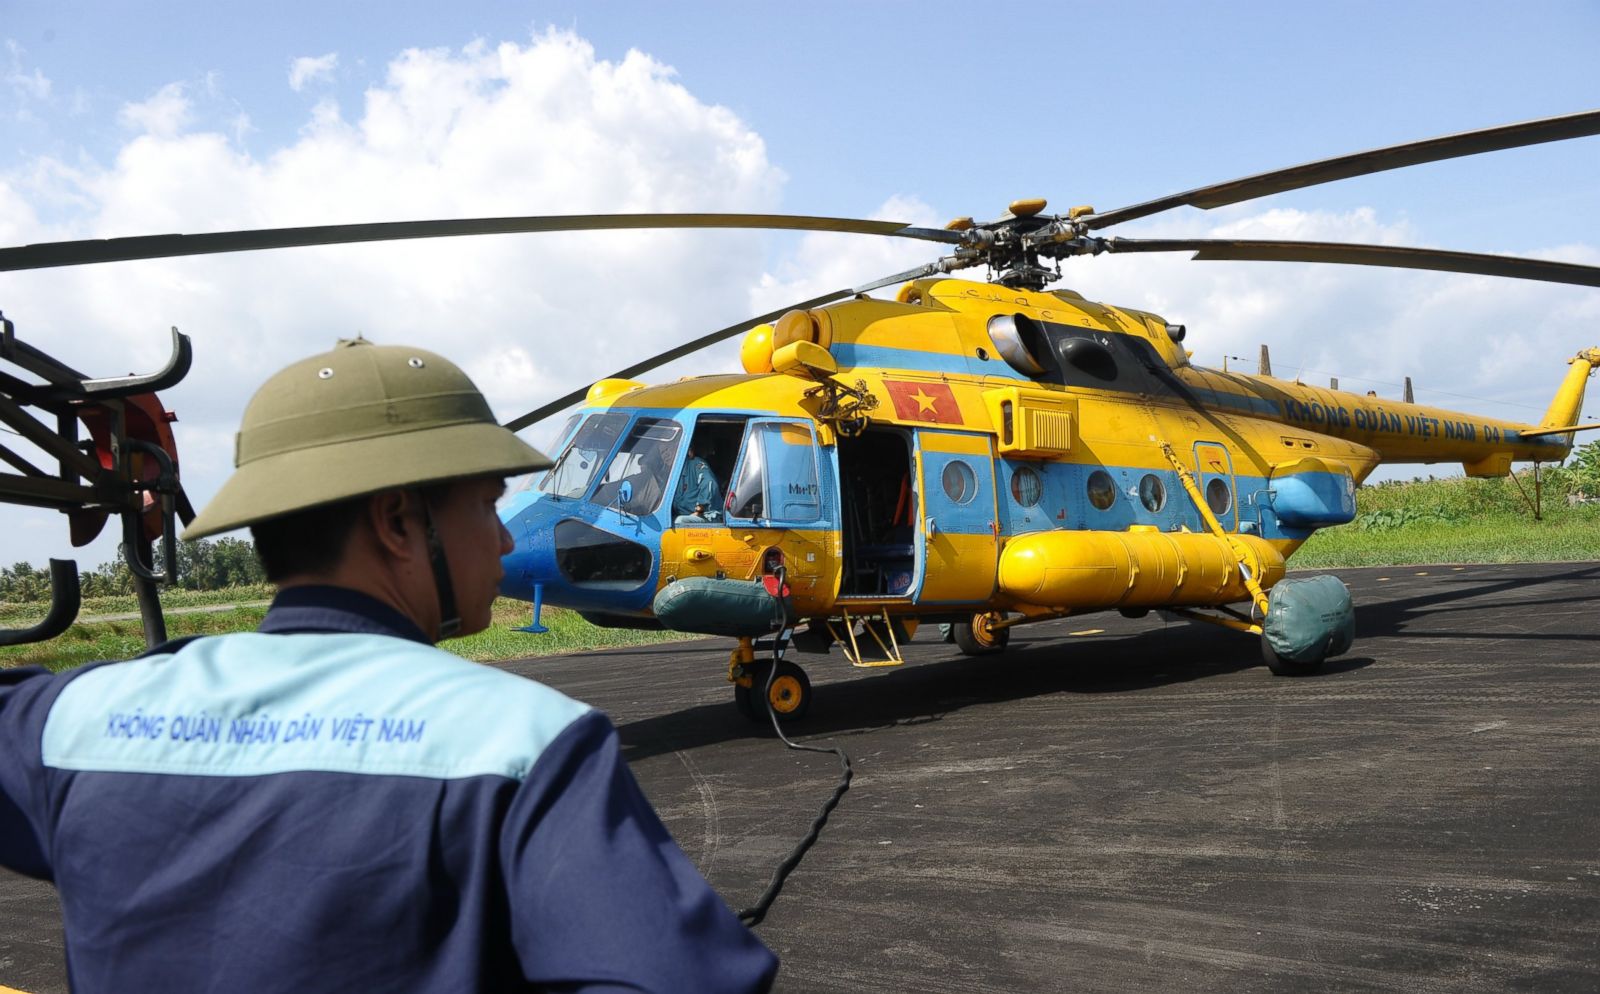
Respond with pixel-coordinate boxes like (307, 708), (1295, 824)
(2, 0), (1598, 570)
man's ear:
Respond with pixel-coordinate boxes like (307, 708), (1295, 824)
(366, 489), (417, 561)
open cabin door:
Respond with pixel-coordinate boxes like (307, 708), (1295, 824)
(916, 429), (999, 603)
(721, 418), (833, 596)
(725, 419), (826, 525)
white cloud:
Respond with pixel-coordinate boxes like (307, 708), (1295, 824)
(6, 39), (51, 102)
(9, 66), (50, 101)
(288, 52), (338, 92)
(2, 30), (784, 566)
(117, 82), (192, 136)
(751, 194), (945, 312)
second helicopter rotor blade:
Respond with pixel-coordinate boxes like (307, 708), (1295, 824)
(502, 259), (956, 432)
(1101, 237), (1600, 288)
(1083, 108), (1600, 231)
(0, 213), (965, 272)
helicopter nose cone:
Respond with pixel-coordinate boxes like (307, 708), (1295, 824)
(498, 495), (660, 614)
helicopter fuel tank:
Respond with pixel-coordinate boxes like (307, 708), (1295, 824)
(997, 528), (1286, 609)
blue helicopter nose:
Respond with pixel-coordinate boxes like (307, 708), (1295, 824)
(499, 498), (561, 604)
(498, 492), (661, 614)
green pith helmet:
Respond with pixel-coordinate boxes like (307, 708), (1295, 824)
(184, 339), (551, 540)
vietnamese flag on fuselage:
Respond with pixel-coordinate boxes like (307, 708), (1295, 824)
(883, 379), (962, 425)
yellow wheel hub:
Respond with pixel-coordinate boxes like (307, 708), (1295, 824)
(768, 674), (805, 714)
(971, 612), (1001, 647)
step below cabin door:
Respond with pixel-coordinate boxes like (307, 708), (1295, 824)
(916, 430), (999, 603)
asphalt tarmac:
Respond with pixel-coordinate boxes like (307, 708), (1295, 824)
(3, 562), (1599, 992)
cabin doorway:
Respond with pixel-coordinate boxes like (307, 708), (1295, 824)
(837, 428), (917, 598)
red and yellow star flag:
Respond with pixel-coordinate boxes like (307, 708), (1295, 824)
(883, 379), (962, 425)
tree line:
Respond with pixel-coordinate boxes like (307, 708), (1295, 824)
(1, 538), (266, 602)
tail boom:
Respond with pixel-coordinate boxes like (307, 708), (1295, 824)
(1180, 349), (1600, 477)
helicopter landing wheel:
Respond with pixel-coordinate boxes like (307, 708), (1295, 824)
(953, 611), (1010, 656)
(735, 659), (812, 723)
(1261, 638), (1325, 677)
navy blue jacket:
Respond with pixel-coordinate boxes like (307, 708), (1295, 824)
(0, 586), (776, 992)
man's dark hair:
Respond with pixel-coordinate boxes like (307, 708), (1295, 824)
(250, 482), (461, 582)
(250, 499), (366, 582)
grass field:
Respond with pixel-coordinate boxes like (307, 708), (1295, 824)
(3, 474), (1593, 671)
(1290, 475), (1600, 568)
(0, 591), (695, 672)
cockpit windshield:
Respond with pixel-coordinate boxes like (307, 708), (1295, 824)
(539, 412), (628, 499)
(590, 417), (683, 514)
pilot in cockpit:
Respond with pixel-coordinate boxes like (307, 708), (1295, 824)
(672, 443), (723, 523)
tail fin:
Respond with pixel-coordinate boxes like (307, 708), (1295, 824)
(1539, 348), (1600, 428)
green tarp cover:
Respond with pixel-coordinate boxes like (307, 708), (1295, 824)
(653, 576), (784, 636)
(1263, 574), (1354, 663)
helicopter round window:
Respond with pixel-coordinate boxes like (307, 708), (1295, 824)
(942, 460), (977, 505)
(1086, 469), (1117, 510)
(1010, 466), (1043, 507)
(1138, 474), (1166, 512)
(1205, 477), (1233, 516)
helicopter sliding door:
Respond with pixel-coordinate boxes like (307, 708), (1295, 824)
(917, 430), (999, 603)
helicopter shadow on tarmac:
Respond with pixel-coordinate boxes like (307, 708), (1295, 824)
(615, 621), (1374, 763)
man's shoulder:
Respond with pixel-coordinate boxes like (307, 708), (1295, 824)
(200, 631), (593, 735)
(44, 632), (594, 783)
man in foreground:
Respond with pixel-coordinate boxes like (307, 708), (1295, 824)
(0, 339), (777, 991)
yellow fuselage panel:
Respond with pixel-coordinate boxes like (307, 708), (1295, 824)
(658, 526), (840, 616)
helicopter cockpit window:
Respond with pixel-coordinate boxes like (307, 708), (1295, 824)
(539, 412), (626, 499)
(591, 417), (683, 515)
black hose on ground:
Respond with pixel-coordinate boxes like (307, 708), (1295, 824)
(737, 566), (854, 927)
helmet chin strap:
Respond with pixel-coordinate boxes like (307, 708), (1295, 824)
(412, 491), (461, 640)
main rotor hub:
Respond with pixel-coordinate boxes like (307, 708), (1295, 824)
(949, 199), (1095, 291)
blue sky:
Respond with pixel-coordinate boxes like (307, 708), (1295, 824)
(2, 1), (1599, 569)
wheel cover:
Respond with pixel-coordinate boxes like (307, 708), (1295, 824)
(768, 674), (805, 714)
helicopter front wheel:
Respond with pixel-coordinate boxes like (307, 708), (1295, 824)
(953, 611), (1010, 656)
(735, 659), (813, 723)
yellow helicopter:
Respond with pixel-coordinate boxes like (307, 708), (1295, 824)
(3, 109), (1599, 720)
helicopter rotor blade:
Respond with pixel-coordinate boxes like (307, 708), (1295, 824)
(1082, 108), (1600, 230)
(502, 259), (957, 432)
(1100, 237), (1600, 288)
(0, 213), (965, 272)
